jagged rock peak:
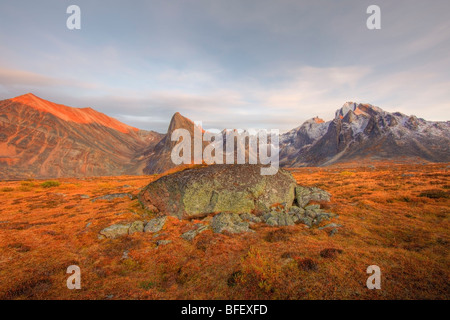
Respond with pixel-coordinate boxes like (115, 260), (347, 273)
(334, 102), (382, 119)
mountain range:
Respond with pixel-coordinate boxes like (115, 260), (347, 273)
(0, 94), (448, 179)
(280, 102), (450, 166)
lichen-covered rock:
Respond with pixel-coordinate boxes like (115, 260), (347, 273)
(240, 213), (262, 223)
(262, 211), (294, 226)
(156, 240), (172, 247)
(181, 224), (209, 241)
(98, 223), (131, 239)
(91, 193), (133, 202)
(277, 212), (295, 226)
(211, 213), (251, 234)
(295, 186), (331, 208)
(289, 205), (305, 215)
(144, 216), (167, 233)
(318, 223), (342, 230)
(139, 164), (297, 219)
(129, 220), (145, 234)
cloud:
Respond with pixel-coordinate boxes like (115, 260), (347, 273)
(0, 1), (449, 133)
(0, 68), (60, 87)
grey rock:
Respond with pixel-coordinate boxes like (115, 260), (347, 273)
(98, 223), (130, 239)
(156, 240), (172, 247)
(266, 217), (279, 226)
(316, 212), (333, 223)
(211, 213), (250, 234)
(305, 208), (320, 218)
(144, 216), (167, 233)
(288, 206), (305, 215)
(401, 173), (414, 177)
(240, 213), (262, 223)
(262, 211), (294, 227)
(295, 186), (331, 208)
(262, 211), (277, 221)
(297, 216), (313, 228)
(181, 224), (209, 241)
(277, 212), (295, 226)
(91, 193), (132, 202)
(129, 220), (145, 234)
(318, 223), (342, 230)
(329, 228), (338, 237)
(305, 204), (321, 210)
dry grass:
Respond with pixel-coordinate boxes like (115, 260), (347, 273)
(0, 162), (449, 299)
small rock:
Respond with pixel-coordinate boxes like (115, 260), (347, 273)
(240, 213), (262, 223)
(401, 173), (414, 177)
(263, 211), (294, 227)
(98, 223), (130, 239)
(121, 250), (129, 259)
(80, 194), (90, 199)
(156, 240), (172, 247)
(211, 213), (250, 234)
(295, 186), (331, 208)
(297, 216), (313, 227)
(288, 206), (305, 215)
(314, 212), (333, 224)
(181, 224), (209, 241)
(329, 228), (338, 236)
(305, 208), (320, 218)
(49, 192), (66, 197)
(277, 212), (295, 226)
(305, 204), (321, 210)
(266, 217), (279, 226)
(91, 193), (132, 202)
(144, 216), (167, 233)
(129, 220), (145, 234)
(318, 223), (342, 230)
(202, 216), (213, 224)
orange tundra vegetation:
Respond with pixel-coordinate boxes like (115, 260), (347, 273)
(0, 162), (448, 299)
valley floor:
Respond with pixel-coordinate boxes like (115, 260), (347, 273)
(0, 162), (449, 299)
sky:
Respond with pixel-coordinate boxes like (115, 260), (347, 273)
(0, 0), (449, 133)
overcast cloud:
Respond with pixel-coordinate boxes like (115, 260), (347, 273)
(0, 0), (449, 132)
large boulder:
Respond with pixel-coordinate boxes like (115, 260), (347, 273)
(138, 164), (297, 219)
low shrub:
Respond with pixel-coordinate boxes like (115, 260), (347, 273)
(40, 181), (60, 188)
(419, 189), (448, 199)
(296, 258), (318, 271)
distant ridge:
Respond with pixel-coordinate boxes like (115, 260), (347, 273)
(11, 93), (138, 134)
(0, 94), (449, 179)
(0, 93), (162, 179)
